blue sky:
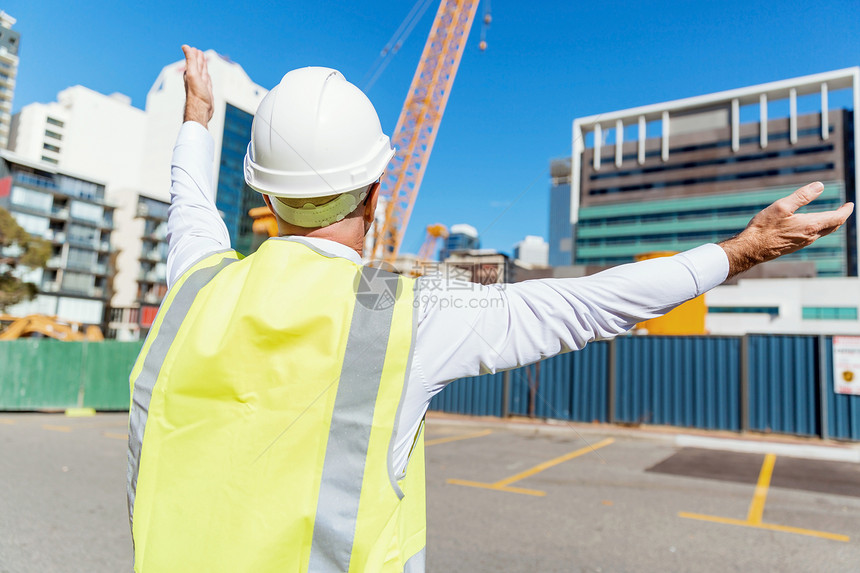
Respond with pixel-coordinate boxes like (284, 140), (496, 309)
(8, 0), (860, 255)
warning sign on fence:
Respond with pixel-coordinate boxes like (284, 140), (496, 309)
(833, 336), (860, 396)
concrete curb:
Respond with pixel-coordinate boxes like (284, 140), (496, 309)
(426, 412), (860, 463)
(675, 434), (860, 463)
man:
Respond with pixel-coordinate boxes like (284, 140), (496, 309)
(127, 45), (853, 572)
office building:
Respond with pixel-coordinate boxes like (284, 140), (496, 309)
(548, 158), (572, 267)
(0, 151), (114, 327)
(142, 51), (266, 255)
(10, 85), (153, 339)
(706, 277), (860, 335)
(562, 68), (859, 277)
(0, 12), (20, 149)
(9, 51), (266, 338)
(440, 223), (480, 260)
(513, 235), (549, 267)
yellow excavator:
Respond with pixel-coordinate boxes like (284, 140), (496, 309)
(0, 314), (104, 341)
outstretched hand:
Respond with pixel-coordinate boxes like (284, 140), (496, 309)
(181, 45), (214, 127)
(719, 181), (854, 278)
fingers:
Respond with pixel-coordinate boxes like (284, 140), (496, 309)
(775, 181), (825, 214)
(181, 45), (208, 80)
(815, 202), (855, 236)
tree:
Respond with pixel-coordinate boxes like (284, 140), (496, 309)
(0, 207), (51, 311)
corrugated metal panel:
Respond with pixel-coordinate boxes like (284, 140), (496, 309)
(505, 343), (608, 421)
(615, 336), (741, 430)
(0, 340), (83, 410)
(0, 340), (142, 411)
(429, 372), (505, 417)
(748, 335), (817, 436)
(81, 342), (141, 410)
(535, 344), (608, 422)
(822, 337), (860, 440)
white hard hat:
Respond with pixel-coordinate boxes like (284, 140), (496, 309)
(244, 67), (395, 199)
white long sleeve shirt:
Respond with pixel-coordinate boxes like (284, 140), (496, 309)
(167, 122), (730, 475)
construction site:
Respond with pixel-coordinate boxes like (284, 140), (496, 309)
(2, 1), (860, 572)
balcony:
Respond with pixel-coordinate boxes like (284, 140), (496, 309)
(13, 173), (107, 204)
(45, 256), (63, 268)
(142, 250), (163, 262)
(67, 235), (99, 249)
(138, 270), (166, 284)
(136, 203), (169, 221)
(47, 231), (66, 244)
(42, 281), (61, 293)
(140, 292), (163, 304)
(65, 260), (98, 273)
(50, 206), (70, 219)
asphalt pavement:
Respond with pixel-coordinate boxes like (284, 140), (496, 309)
(1, 412), (858, 572)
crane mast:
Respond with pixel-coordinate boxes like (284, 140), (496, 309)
(370, 0), (481, 263)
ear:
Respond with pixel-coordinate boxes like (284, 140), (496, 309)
(363, 181), (380, 224)
(262, 194), (275, 215)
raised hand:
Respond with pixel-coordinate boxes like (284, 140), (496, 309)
(181, 45), (214, 127)
(719, 181), (854, 278)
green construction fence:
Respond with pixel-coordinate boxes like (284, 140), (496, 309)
(0, 340), (144, 411)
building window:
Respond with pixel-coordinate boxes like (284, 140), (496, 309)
(11, 186), (53, 213)
(43, 142), (61, 153)
(45, 130), (62, 140)
(802, 307), (858, 320)
(46, 117), (64, 128)
(708, 306), (779, 316)
(41, 156), (59, 164)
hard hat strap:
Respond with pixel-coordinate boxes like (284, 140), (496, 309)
(268, 187), (369, 228)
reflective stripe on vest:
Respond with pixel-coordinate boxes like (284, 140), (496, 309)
(127, 239), (426, 572)
(127, 250), (240, 527)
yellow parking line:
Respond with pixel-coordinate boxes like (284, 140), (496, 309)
(0, 419), (15, 425)
(448, 438), (615, 496)
(747, 452), (776, 524)
(679, 512), (849, 543)
(447, 479), (546, 496)
(43, 424), (72, 433)
(426, 429), (492, 447)
(679, 452), (849, 542)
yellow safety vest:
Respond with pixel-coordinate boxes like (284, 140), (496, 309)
(127, 238), (426, 572)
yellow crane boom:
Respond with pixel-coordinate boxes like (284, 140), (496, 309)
(370, 0), (481, 263)
(251, 0), (485, 266)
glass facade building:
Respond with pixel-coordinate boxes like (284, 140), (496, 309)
(571, 108), (856, 277)
(217, 103), (265, 255)
(548, 158), (572, 266)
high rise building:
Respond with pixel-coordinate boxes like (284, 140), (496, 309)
(9, 85), (153, 339)
(0, 12), (20, 149)
(8, 51), (266, 338)
(513, 235), (549, 267)
(142, 51), (266, 255)
(0, 152), (115, 327)
(440, 223), (480, 260)
(563, 68), (859, 277)
(548, 158), (572, 267)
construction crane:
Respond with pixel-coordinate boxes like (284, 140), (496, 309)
(249, 0), (488, 265)
(370, 0), (482, 264)
(411, 223), (449, 275)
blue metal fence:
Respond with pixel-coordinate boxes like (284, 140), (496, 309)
(429, 372), (505, 417)
(428, 334), (860, 442)
(615, 336), (741, 431)
(748, 335), (818, 436)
